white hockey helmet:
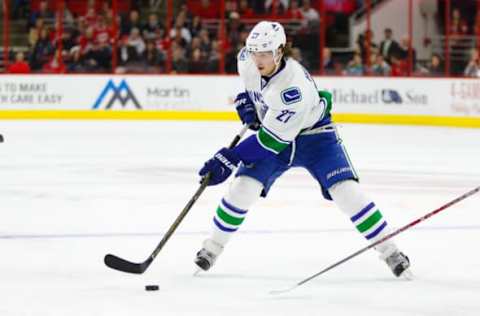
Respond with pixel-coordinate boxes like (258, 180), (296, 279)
(246, 21), (286, 56)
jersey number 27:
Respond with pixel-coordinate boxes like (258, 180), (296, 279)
(276, 110), (296, 123)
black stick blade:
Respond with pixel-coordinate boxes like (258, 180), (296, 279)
(104, 254), (148, 274)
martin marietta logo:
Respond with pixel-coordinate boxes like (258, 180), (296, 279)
(93, 79), (141, 109)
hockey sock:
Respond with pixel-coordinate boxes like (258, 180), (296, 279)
(329, 180), (397, 255)
(208, 176), (263, 248)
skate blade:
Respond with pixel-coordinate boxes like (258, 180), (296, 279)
(269, 284), (298, 295)
(400, 268), (414, 281)
(193, 268), (202, 276)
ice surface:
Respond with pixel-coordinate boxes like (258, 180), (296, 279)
(0, 120), (479, 316)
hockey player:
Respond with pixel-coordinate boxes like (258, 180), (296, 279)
(195, 21), (411, 278)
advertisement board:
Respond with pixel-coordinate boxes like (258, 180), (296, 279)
(0, 75), (479, 127)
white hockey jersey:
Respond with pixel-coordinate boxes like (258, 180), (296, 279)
(237, 47), (326, 154)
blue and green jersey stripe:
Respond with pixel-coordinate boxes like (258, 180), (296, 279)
(256, 127), (290, 154)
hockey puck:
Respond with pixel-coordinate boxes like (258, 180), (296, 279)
(145, 285), (159, 291)
(0, 134), (3, 143)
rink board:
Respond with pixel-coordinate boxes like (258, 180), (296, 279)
(0, 75), (479, 127)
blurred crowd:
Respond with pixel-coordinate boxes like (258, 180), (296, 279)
(5, 0), (480, 78)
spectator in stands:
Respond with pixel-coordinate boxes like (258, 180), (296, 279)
(265, 0), (290, 12)
(379, 28), (400, 64)
(143, 13), (164, 41)
(142, 40), (165, 72)
(58, 28), (76, 69)
(28, 17), (45, 47)
(84, 3), (99, 28)
(176, 4), (193, 26)
(94, 15), (114, 48)
(91, 15), (114, 70)
(127, 27), (146, 58)
(72, 26), (102, 71)
(8, 51), (31, 73)
(226, 12), (245, 52)
(390, 55), (407, 76)
(396, 35), (417, 69)
(225, 29), (248, 73)
(190, 16), (204, 38)
(121, 9), (142, 37)
(225, 0), (239, 18)
(449, 8), (468, 37)
(284, 0), (303, 20)
(344, 52), (364, 76)
(324, 0), (356, 46)
(464, 48), (480, 77)
(59, 5), (75, 26)
(153, 28), (169, 57)
(264, 0), (289, 18)
(28, 0), (54, 30)
(238, 0), (255, 19)
(356, 30), (378, 66)
(370, 53), (391, 76)
(198, 28), (212, 55)
(29, 27), (54, 71)
(100, 1), (114, 22)
(207, 40), (221, 72)
(43, 50), (66, 73)
(189, 36), (202, 57)
(423, 53), (443, 76)
(324, 0), (356, 16)
(189, 48), (208, 73)
(170, 18), (192, 45)
(187, 0), (220, 19)
(322, 47), (335, 74)
(172, 44), (189, 73)
(71, 16), (87, 45)
(300, 0), (320, 31)
(117, 37), (136, 69)
(448, 8), (470, 75)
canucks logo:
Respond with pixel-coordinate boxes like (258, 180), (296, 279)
(93, 79), (142, 109)
(281, 87), (302, 105)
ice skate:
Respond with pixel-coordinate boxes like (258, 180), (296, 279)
(194, 239), (224, 272)
(382, 250), (412, 279)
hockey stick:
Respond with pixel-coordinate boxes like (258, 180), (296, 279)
(104, 124), (250, 274)
(270, 185), (480, 294)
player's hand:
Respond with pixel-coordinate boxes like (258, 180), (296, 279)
(199, 148), (241, 186)
(234, 92), (260, 131)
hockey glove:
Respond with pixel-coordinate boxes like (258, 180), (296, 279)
(234, 92), (260, 131)
(199, 147), (241, 186)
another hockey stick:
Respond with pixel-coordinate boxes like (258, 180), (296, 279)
(270, 185), (480, 294)
(104, 124), (250, 274)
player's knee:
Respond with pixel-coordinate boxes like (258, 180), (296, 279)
(329, 179), (358, 195)
(225, 176), (263, 209)
(329, 180), (371, 214)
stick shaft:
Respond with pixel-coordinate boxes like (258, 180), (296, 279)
(297, 186), (480, 287)
(105, 124), (250, 273)
(150, 124), (250, 260)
